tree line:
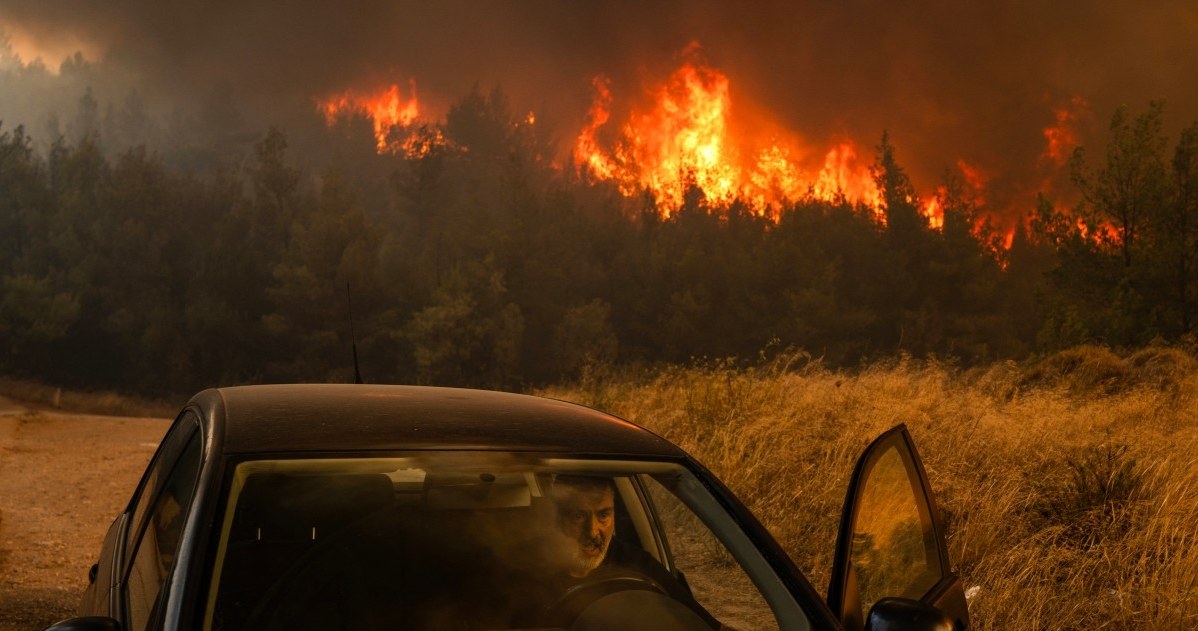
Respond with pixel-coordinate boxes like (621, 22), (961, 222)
(1, 88), (1195, 396)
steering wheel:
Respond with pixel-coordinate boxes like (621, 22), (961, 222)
(543, 574), (667, 628)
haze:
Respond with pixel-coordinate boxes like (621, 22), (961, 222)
(3, 0), (1197, 215)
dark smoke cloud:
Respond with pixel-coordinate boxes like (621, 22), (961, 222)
(2, 0), (1197, 214)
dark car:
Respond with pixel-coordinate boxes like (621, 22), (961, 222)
(45, 384), (968, 631)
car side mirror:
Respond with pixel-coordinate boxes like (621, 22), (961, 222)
(42, 616), (122, 631)
(864, 597), (953, 631)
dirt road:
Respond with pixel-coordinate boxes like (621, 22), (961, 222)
(0, 400), (166, 630)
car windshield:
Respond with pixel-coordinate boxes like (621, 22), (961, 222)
(203, 454), (809, 631)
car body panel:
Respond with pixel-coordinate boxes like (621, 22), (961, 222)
(47, 385), (964, 631)
(209, 385), (682, 457)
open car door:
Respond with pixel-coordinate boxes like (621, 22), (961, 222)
(826, 425), (969, 631)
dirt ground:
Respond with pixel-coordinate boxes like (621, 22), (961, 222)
(0, 398), (167, 631)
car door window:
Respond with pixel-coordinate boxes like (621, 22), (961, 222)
(126, 414), (202, 554)
(849, 444), (942, 612)
(642, 475), (782, 631)
(125, 417), (202, 631)
(827, 425), (955, 631)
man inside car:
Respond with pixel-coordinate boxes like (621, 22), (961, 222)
(540, 474), (724, 629)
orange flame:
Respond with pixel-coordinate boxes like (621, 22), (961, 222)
(1075, 216), (1123, 246)
(573, 50), (881, 217)
(1042, 96), (1089, 166)
(319, 81), (422, 152)
(812, 143), (882, 214)
(921, 161), (990, 234)
(922, 194), (945, 230)
(575, 77), (620, 181)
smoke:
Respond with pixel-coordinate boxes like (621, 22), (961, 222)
(2, 0), (1197, 216)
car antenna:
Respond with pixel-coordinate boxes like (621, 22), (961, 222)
(346, 282), (364, 384)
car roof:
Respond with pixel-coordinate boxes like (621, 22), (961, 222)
(191, 384), (687, 459)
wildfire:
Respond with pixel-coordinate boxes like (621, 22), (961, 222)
(920, 160), (990, 234)
(922, 195), (945, 230)
(1076, 216), (1123, 246)
(575, 77), (619, 180)
(1042, 96), (1089, 166)
(319, 81), (422, 152)
(811, 143), (882, 213)
(311, 52), (1102, 258)
(572, 48), (880, 217)
(575, 59), (742, 209)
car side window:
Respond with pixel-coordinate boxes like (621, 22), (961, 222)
(126, 414), (202, 554)
(641, 475), (783, 631)
(848, 443), (942, 618)
(124, 415), (203, 631)
(826, 425), (957, 631)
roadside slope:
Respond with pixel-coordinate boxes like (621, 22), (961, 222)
(0, 408), (166, 630)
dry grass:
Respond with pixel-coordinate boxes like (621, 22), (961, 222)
(540, 347), (1198, 630)
(0, 377), (176, 418)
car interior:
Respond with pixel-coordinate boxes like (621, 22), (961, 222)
(206, 460), (690, 631)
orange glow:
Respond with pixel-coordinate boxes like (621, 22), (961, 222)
(572, 49), (882, 218)
(923, 161), (1001, 240)
(952, 159), (1005, 243)
(575, 76), (620, 181)
(313, 52), (1082, 259)
(0, 27), (102, 71)
(319, 81), (422, 152)
(1042, 96), (1089, 166)
(812, 143), (882, 215)
(922, 193), (945, 230)
(398, 126), (448, 159)
(956, 159), (988, 207)
(999, 230), (1015, 251)
(1076, 216), (1123, 246)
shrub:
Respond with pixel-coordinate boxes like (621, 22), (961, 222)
(1020, 345), (1131, 394)
(1032, 443), (1147, 549)
(1126, 346), (1198, 392)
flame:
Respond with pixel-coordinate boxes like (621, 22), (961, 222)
(922, 194), (945, 230)
(575, 77), (619, 181)
(1075, 216), (1123, 246)
(319, 81), (422, 152)
(310, 53), (1094, 259)
(956, 159), (987, 206)
(398, 125), (448, 159)
(812, 143), (882, 214)
(921, 161), (991, 234)
(1042, 96), (1089, 166)
(573, 49), (881, 217)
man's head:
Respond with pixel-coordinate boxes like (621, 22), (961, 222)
(551, 475), (616, 578)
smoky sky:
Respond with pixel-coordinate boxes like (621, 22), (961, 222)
(3, 0), (1198, 208)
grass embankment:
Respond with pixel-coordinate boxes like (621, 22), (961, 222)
(0, 377), (175, 418)
(542, 345), (1198, 630)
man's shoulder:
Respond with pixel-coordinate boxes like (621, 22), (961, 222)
(602, 538), (672, 581)
(605, 538), (658, 564)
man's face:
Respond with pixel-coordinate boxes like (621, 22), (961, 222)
(554, 483), (615, 577)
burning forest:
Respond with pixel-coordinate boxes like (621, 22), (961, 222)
(4, 7), (1198, 629)
(0, 1), (1197, 394)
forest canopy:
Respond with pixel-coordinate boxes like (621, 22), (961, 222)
(1, 87), (1195, 396)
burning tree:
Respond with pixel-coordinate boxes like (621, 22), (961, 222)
(1036, 102), (1198, 348)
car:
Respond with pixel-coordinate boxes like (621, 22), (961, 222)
(44, 384), (969, 631)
